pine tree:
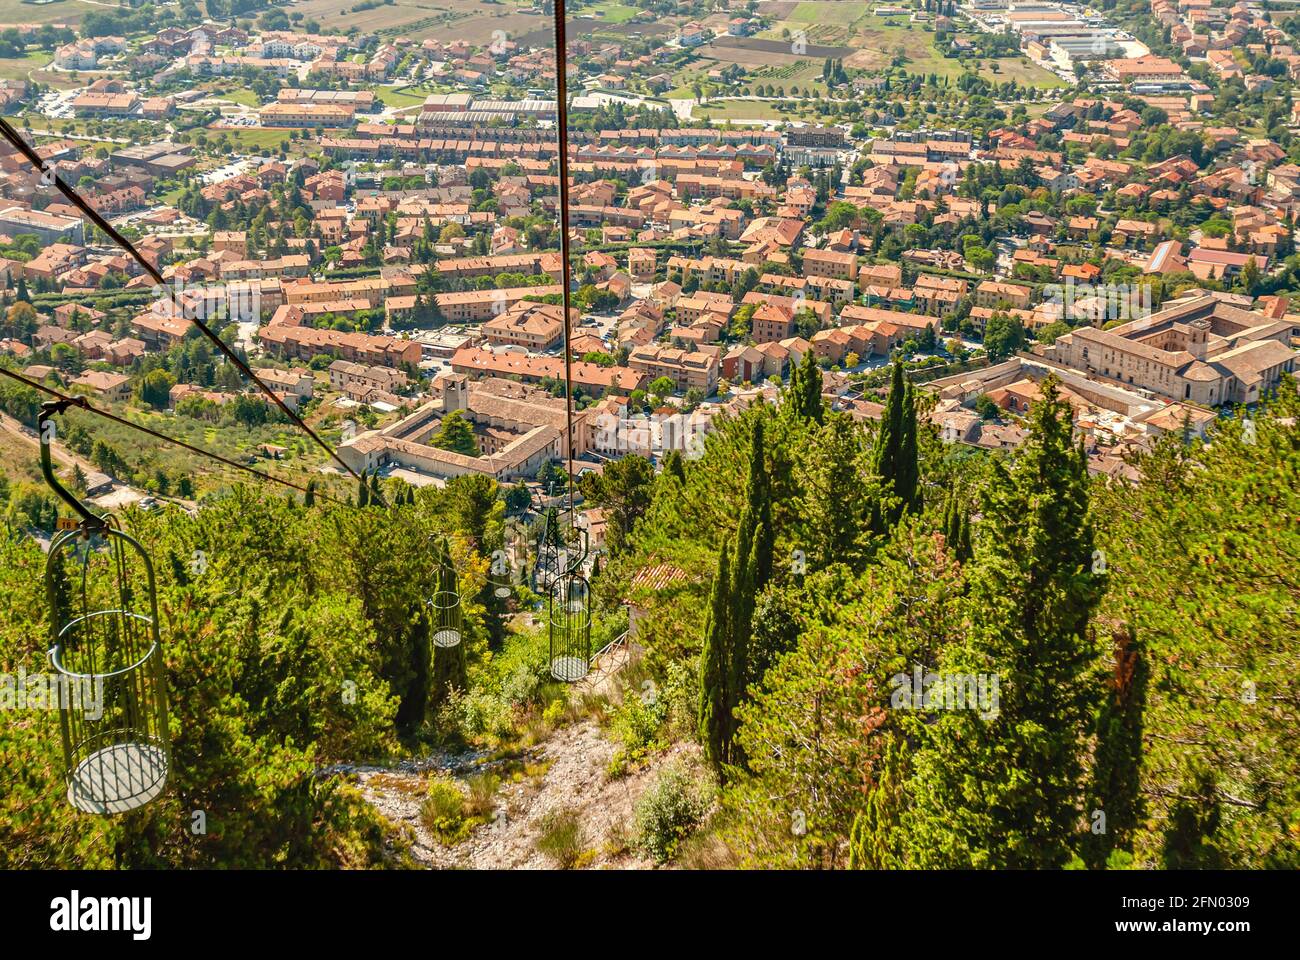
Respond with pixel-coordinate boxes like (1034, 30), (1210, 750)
(46, 546), (73, 637)
(908, 376), (1106, 868)
(801, 412), (874, 571)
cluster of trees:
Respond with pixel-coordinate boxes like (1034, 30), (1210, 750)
(0, 463), (577, 866)
(610, 343), (1299, 868)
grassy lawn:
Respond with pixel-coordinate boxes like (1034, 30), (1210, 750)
(0, 49), (52, 82)
(751, 12), (1064, 88)
(787, 1), (868, 24)
(208, 86), (262, 108)
(0, 0), (85, 25)
(374, 85), (429, 109)
(582, 2), (640, 23)
(693, 99), (787, 122)
(206, 127), (307, 152)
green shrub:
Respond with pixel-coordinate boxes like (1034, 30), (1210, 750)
(420, 777), (477, 844)
(607, 677), (669, 776)
(464, 772), (501, 819)
(634, 765), (714, 864)
(534, 806), (589, 869)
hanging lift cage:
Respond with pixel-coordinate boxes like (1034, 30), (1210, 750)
(548, 524), (592, 683)
(40, 401), (170, 814)
(428, 537), (463, 649)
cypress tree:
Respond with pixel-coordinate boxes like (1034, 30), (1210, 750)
(786, 349), (823, 424)
(897, 380), (921, 515)
(944, 492), (971, 562)
(740, 420), (773, 589)
(698, 541), (733, 772)
(662, 449), (686, 485)
(728, 521), (755, 771)
(357, 469), (370, 507)
(872, 361), (919, 527)
(801, 349), (823, 424)
(957, 508), (973, 562)
(1083, 623), (1147, 869)
(304, 478), (316, 507)
(946, 494), (967, 546)
(848, 740), (906, 869)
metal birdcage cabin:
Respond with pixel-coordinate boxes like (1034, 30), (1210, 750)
(548, 524), (591, 683)
(40, 401), (170, 814)
(428, 537), (463, 648)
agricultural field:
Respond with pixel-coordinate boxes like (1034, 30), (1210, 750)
(748, 8), (1064, 88)
(282, 0), (552, 45)
(575, 1), (641, 24)
(0, 0), (86, 25)
(374, 84), (433, 109)
(692, 98), (788, 122)
(0, 49), (52, 83)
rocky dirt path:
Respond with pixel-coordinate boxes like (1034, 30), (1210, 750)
(358, 719), (694, 869)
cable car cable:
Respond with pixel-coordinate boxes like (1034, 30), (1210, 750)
(0, 366), (350, 506)
(0, 116), (370, 492)
(551, 0), (576, 522)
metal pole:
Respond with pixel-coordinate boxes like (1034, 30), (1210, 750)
(551, 0), (576, 522)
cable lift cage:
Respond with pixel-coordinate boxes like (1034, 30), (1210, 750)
(40, 400), (170, 815)
(428, 536), (463, 649)
(548, 522), (592, 683)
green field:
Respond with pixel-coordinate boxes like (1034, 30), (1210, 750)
(0, 0), (86, 25)
(209, 86), (262, 108)
(581, 2), (640, 24)
(750, 11), (1064, 88)
(207, 127), (306, 152)
(786, 1), (868, 24)
(0, 49), (53, 82)
(693, 99), (788, 122)
(374, 85), (430, 109)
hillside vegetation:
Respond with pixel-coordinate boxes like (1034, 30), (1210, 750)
(0, 363), (1295, 868)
